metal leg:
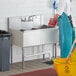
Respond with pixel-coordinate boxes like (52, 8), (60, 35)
(52, 44), (55, 59)
(22, 47), (24, 69)
(37, 45), (40, 59)
(33, 46), (34, 54)
(54, 43), (57, 58)
(42, 45), (45, 60)
(49, 51), (51, 59)
(43, 54), (45, 60)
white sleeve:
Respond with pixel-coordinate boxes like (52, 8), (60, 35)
(56, 0), (66, 15)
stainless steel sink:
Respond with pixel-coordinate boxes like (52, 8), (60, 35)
(9, 15), (59, 69)
(9, 27), (59, 47)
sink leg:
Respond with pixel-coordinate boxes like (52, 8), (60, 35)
(52, 43), (57, 59)
(22, 47), (24, 69)
(33, 46), (34, 54)
(52, 44), (55, 59)
(42, 45), (45, 60)
(55, 43), (57, 58)
(43, 54), (45, 60)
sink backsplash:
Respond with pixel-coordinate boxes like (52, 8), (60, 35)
(9, 15), (44, 30)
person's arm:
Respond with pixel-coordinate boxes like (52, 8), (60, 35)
(50, 14), (60, 25)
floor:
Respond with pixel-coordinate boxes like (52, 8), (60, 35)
(0, 59), (54, 76)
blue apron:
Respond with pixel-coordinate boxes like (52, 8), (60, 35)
(58, 12), (72, 58)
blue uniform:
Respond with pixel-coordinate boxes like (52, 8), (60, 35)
(58, 12), (72, 58)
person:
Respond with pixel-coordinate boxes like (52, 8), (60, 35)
(50, 0), (73, 26)
(50, 0), (75, 58)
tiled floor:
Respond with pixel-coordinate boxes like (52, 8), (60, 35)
(0, 59), (54, 76)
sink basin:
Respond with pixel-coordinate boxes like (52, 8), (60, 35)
(20, 25), (54, 31)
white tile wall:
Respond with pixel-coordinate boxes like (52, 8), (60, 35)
(0, 0), (53, 17)
(0, 17), (8, 31)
